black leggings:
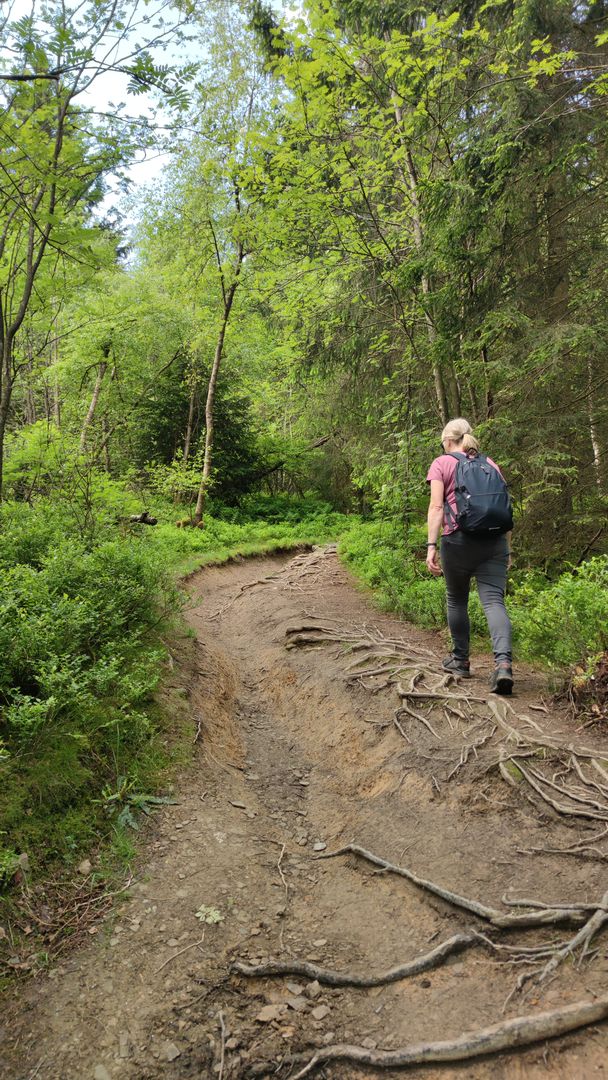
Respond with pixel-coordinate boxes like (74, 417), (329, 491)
(441, 532), (512, 664)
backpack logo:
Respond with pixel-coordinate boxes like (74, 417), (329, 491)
(446, 453), (513, 535)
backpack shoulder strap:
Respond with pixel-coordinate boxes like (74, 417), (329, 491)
(443, 453), (465, 527)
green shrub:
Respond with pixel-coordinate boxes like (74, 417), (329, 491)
(0, 506), (179, 878)
(141, 495), (354, 573)
(340, 520), (450, 629)
(511, 557), (608, 667)
(0, 847), (19, 888)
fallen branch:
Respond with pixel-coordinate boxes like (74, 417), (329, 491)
(231, 932), (477, 987)
(248, 994), (608, 1078)
(155, 933), (205, 974)
(218, 1010), (226, 1080)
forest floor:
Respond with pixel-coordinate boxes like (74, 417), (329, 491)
(2, 546), (608, 1080)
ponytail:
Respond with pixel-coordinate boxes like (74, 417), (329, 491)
(461, 433), (480, 453)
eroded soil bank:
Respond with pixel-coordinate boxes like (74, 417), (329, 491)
(2, 548), (608, 1080)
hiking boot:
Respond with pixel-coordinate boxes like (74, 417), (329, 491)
(442, 655), (471, 678)
(490, 664), (513, 695)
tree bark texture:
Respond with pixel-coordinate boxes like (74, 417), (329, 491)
(193, 243), (244, 526)
(79, 362), (107, 453)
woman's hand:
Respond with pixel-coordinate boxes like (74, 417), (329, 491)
(426, 545), (443, 576)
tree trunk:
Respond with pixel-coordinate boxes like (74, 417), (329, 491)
(52, 329), (61, 428)
(544, 142), (574, 515)
(0, 326), (13, 503)
(79, 361), (107, 453)
(382, 39), (452, 425)
(53, 374), (61, 428)
(102, 416), (111, 473)
(183, 380), (198, 464)
(481, 343), (494, 419)
(587, 356), (604, 493)
(25, 385), (37, 425)
(0, 344), (12, 503)
(193, 281), (239, 525)
(400, 145), (450, 425)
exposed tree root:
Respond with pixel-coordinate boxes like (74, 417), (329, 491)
(526, 888), (608, 987)
(396, 701), (441, 740)
(488, 698), (604, 760)
(447, 725), (496, 780)
(284, 622), (436, 667)
(209, 571), (284, 620)
(507, 757), (608, 822)
(231, 932), (477, 987)
(397, 685), (487, 705)
(248, 995), (608, 1078)
(518, 826), (608, 861)
(319, 844), (586, 928)
(209, 548), (336, 621)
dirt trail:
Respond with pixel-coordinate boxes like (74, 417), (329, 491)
(2, 547), (608, 1080)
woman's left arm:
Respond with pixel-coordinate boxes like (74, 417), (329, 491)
(426, 479), (444, 576)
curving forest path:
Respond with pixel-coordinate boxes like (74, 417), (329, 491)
(2, 547), (608, 1080)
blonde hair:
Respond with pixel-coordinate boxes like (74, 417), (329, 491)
(441, 417), (479, 453)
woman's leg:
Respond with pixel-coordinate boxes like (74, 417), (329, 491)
(475, 545), (512, 664)
(441, 538), (473, 661)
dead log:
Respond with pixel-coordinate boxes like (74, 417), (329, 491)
(129, 511), (158, 526)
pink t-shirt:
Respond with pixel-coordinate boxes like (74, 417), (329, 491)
(426, 454), (502, 535)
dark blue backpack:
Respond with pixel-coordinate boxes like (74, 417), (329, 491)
(446, 452), (513, 535)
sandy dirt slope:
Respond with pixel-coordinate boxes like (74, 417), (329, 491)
(2, 547), (608, 1080)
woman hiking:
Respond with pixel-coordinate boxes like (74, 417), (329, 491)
(425, 418), (514, 695)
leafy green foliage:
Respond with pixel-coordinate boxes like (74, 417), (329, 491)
(0, 499), (179, 877)
(510, 558), (608, 667)
(97, 776), (178, 831)
(2, 0), (608, 899)
(340, 520), (450, 629)
(143, 494), (353, 576)
(0, 848), (20, 889)
(0, 485), (350, 885)
(195, 905), (224, 924)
